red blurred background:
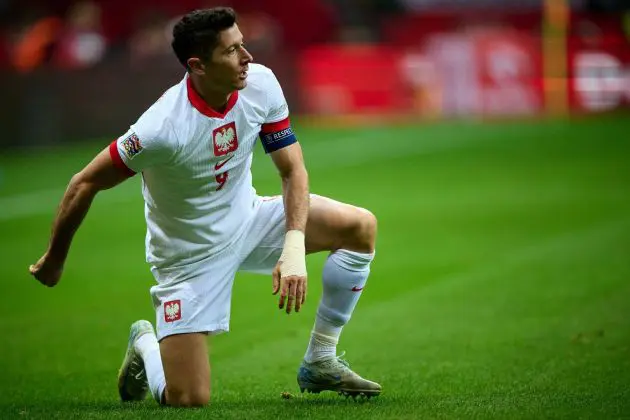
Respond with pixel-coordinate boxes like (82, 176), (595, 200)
(0, 0), (628, 147)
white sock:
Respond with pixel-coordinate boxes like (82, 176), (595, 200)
(304, 249), (374, 363)
(135, 333), (166, 404)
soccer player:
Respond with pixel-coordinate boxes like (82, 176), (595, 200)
(29, 7), (380, 407)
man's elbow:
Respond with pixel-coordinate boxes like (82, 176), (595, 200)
(69, 173), (101, 197)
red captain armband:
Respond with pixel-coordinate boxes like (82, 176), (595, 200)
(259, 117), (297, 154)
(109, 141), (136, 177)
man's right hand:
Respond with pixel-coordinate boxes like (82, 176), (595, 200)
(29, 252), (64, 287)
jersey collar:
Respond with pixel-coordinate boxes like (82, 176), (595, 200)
(186, 76), (239, 119)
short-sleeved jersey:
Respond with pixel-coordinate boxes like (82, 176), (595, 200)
(109, 64), (297, 270)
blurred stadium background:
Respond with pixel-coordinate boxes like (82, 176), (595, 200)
(1, 0), (629, 145)
(1, 0), (629, 418)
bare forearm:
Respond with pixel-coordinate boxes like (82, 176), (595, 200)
(47, 176), (98, 261)
(281, 167), (309, 232)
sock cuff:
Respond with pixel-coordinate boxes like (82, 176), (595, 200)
(317, 304), (351, 327)
(311, 330), (339, 346)
(330, 249), (374, 271)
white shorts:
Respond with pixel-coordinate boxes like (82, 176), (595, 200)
(149, 195), (287, 341)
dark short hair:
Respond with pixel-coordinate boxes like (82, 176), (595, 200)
(171, 7), (237, 69)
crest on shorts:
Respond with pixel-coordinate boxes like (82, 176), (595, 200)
(164, 300), (181, 323)
(213, 122), (238, 156)
(121, 133), (143, 159)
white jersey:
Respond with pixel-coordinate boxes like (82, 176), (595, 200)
(109, 64), (297, 270)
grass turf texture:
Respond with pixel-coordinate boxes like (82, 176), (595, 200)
(1, 115), (629, 419)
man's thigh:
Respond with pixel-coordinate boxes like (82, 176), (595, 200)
(238, 196), (286, 274)
(304, 195), (360, 253)
(306, 195), (376, 253)
(238, 194), (370, 274)
(160, 332), (211, 406)
(150, 249), (241, 341)
(150, 252), (242, 405)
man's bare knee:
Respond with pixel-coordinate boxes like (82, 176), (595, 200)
(360, 209), (377, 250)
(166, 386), (210, 407)
(345, 208), (377, 253)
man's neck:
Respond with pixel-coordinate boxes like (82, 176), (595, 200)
(190, 76), (232, 113)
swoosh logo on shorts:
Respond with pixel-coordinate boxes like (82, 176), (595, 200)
(214, 155), (234, 170)
(351, 286), (364, 292)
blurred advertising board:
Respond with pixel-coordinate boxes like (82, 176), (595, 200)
(568, 13), (630, 112)
(299, 12), (629, 119)
(299, 29), (544, 118)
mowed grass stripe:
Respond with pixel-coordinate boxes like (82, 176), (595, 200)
(0, 121), (498, 221)
(3, 115), (622, 218)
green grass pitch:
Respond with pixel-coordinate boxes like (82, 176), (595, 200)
(1, 115), (629, 419)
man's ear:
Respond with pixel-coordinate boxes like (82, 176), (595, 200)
(187, 57), (205, 75)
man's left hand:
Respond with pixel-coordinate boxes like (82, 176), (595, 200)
(272, 262), (307, 314)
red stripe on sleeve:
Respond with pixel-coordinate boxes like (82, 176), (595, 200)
(260, 117), (290, 134)
(109, 141), (136, 177)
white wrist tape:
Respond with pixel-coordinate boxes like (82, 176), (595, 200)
(279, 230), (307, 278)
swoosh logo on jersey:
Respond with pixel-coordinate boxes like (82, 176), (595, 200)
(214, 155), (234, 171)
(351, 286), (364, 292)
